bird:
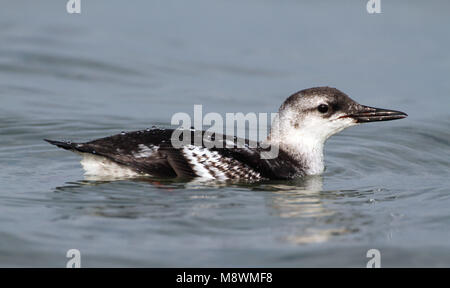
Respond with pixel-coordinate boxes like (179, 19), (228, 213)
(45, 87), (407, 181)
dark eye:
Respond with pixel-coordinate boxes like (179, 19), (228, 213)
(317, 104), (329, 113)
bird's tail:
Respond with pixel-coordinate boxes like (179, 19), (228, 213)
(44, 139), (81, 152)
(45, 139), (100, 156)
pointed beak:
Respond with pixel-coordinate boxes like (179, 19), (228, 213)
(345, 105), (408, 123)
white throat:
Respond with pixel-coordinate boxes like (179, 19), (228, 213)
(269, 126), (326, 175)
(268, 108), (355, 175)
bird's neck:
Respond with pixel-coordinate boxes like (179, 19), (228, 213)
(267, 116), (326, 175)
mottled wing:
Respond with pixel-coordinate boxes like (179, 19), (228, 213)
(47, 128), (303, 180)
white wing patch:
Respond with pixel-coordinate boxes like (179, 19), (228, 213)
(132, 144), (159, 159)
(182, 145), (261, 181)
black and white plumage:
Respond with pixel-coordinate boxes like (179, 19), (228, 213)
(46, 87), (407, 181)
(45, 129), (303, 181)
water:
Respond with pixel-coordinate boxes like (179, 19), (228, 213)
(1, 0), (449, 267)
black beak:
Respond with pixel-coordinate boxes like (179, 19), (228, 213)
(347, 105), (408, 123)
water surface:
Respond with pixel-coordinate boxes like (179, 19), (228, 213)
(0, 1), (449, 267)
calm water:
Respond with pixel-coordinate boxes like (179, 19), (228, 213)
(0, 1), (449, 267)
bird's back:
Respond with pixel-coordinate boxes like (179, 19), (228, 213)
(46, 128), (304, 180)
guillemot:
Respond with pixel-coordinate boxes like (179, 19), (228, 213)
(45, 87), (407, 181)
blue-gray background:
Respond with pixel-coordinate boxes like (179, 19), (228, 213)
(0, 0), (449, 267)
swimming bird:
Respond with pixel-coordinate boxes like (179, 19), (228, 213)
(45, 87), (407, 181)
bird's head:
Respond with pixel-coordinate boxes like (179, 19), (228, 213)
(269, 87), (407, 174)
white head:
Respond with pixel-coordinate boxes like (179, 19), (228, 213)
(268, 87), (407, 175)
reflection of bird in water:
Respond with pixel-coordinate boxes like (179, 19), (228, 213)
(265, 176), (350, 245)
